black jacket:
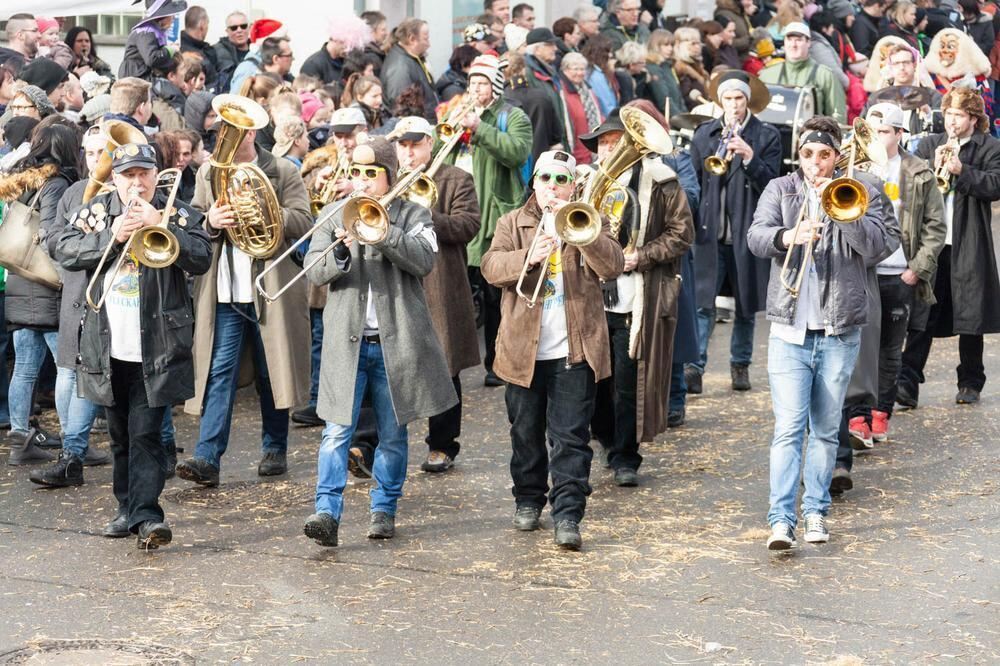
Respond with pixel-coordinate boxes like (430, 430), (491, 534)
(381, 44), (439, 122)
(181, 31), (219, 91)
(435, 68), (468, 102)
(504, 79), (562, 164)
(851, 10), (882, 57)
(213, 38), (249, 94)
(54, 188), (213, 408)
(300, 44), (344, 84)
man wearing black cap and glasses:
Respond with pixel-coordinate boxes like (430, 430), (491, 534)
(55, 142), (212, 550)
(524, 27), (570, 150)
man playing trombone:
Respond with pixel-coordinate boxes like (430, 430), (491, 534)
(481, 150), (624, 551)
(748, 117), (894, 550)
(898, 87), (1000, 408)
(55, 143), (212, 549)
(302, 138), (456, 547)
(687, 70), (782, 394)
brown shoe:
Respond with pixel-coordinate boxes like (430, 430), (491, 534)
(420, 450), (454, 473)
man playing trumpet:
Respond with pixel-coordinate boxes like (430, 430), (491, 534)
(748, 117), (894, 550)
(898, 87), (1000, 407)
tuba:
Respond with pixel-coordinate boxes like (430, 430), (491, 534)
(515, 107), (673, 307)
(82, 120), (148, 203)
(209, 94), (285, 260)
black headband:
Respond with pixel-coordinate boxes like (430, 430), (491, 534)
(798, 130), (839, 152)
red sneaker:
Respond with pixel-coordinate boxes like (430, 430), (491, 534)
(870, 410), (889, 443)
(848, 416), (874, 450)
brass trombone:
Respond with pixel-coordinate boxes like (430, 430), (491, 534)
(254, 167), (426, 303)
(85, 168), (184, 311)
(935, 137), (959, 194)
(704, 121), (741, 176)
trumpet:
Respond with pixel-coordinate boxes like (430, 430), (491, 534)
(310, 150), (349, 216)
(704, 121), (741, 176)
(85, 168), (184, 311)
(400, 96), (481, 209)
(254, 167), (426, 303)
(935, 137), (959, 194)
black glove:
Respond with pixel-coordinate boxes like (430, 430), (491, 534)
(333, 239), (351, 261)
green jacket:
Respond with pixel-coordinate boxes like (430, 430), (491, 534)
(444, 98), (532, 266)
(758, 58), (847, 123)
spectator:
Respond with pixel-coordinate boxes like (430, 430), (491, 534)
(524, 28), (569, 147)
(716, 0), (756, 58)
(301, 15), (371, 86)
(560, 52), (602, 164)
(852, 0), (885, 57)
(107, 77), (154, 133)
(582, 34), (620, 116)
(118, 0), (185, 80)
(5, 14), (40, 61)
(181, 6), (219, 91)
(673, 27), (711, 108)
(182, 89), (216, 151)
(959, 0), (995, 55)
(463, 23), (500, 55)
(478, 13), (508, 51)
(809, 12), (852, 91)
(553, 17), (581, 67)
(505, 24), (530, 54)
(512, 3), (536, 30)
(213, 11), (251, 93)
(505, 54), (563, 162)
(361, 11), (389, 69)
(297, 90), (325, 128)
(615, 40), (651, 105)
(79, 93), (111, 127)
(702, 20), (743, 69)
(382, 19), (438, 122)
(64, 27), (113, 79)
(437, 45), (478, 102)
(759, 22), (847, 121)
(574, 5), (603, 49)
(36, 17), (73, 70)
(920, 0), (963, 40)
(230, 35), (294, 94)
(272, 116), (309, 167)
(646, 29), (687, 116)
(171, 128), (200, 201)
(6, 84), (56, 120)
(485, 0), (512, 24)
(18, 58), (69, 112)
(152, 53), (201, 130)
(343, 75), (386, 129)
(62, 73), (84, 123)
(600, 0), (651, 51)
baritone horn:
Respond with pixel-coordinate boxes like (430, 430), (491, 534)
(515, 106), (673, 307)
(254, 167), (426, 303)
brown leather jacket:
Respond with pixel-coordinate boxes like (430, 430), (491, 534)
(481, 194), (625, 388)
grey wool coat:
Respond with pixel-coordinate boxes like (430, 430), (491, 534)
(305, 197), (457, 426)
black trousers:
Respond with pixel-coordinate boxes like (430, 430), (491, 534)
(900, 246), (986, 395)
(591, 312), (641, 471)
(470, 267), (501, 372)
(506, 359), (596, 523)
(876, 274), (915, 415)
(107, 359), (168, 532)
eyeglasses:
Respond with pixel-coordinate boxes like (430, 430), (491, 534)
(227, 23), (249, 31)
(277, 52), (294, 59)
(9, 104), (35, 111)
(536, 172), (573, 185)
(890, 59), (915, 66)
(349, 165), (386, 180)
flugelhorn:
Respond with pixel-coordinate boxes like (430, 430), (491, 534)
(935, 137), (959, 194)
(254, 167), (426, 303)
(704, 121), (741, 176)
(85, 169), (184, 311)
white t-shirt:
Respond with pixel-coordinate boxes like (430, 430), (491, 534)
(217, 245), (255, 303)
(876, 154), (907, 275)
(103, 251), (143, 362)
(771, 187), (825, 345)
(606, 272), (636, 314)
(536, 213), (570, 361)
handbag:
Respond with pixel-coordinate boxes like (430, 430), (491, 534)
(0, 190), (63, 290)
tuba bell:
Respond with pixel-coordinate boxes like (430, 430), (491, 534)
(82, 120), (148, 204)
(209, 94), (285, 260)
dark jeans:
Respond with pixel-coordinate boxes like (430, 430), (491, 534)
(900, 246), (986, 395)
(506, 359), (596, 523)
(669, 361), (687, 412)
(309, 308), (323, 406)
(691, 243), (756, 372)
(107, 359), (168, 531)
(835, 408), (853, 472)
(471, 267), (501, 372)
(591, 312), (641, 471)
(0, 294), (9, 425)
(426, 376), (462, 458)
(876, 274), (914, 415)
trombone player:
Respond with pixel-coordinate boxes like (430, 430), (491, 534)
(898, 87), (1000, 408)
(54, 143), (212, 549)
(687, 70), (782, 395)
(481, 150), (624, 551)
(748, 117), (894, 551)
(175, 98), (313, 488)
(302, 138), (457, 548)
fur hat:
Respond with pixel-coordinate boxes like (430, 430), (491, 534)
(941, 86), (989, 133)
(351, 136), (398, 186)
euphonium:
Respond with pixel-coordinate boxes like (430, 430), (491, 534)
(935, 138), (959, 194)
(704, 122), (740, 176)
(209, 94), (285, 260)
(82, 120), (148, 203)
(515, 107), (673, 307)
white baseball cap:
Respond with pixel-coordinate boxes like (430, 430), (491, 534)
(329, 106), (367, 132)
(783, 22), (811, 39)
(866, 102), (907, 130)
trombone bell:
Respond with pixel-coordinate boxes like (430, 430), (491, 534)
(554, 203), (602, 246)
(134, 226), (180, 268)
(821, 177), (868, 223)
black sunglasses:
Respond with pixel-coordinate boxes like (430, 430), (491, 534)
(227, 23), (249, 31)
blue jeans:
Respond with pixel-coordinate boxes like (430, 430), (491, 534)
(767, 329), (861, 528)
(9, 329), (68, 434)
(691, 244), (755, 372)
(0, 295), (9, 425)
(194, 303), (288, 469)
(309, 308), (323, 406)
(54, 368), (99, 458)
(315, 341), (408, 519)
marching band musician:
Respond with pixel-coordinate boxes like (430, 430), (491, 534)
(898, 88), (1000, 408)
(758, 23), (847, 123)
(748, 117), (894, 551)
(481, 150), (624, 551)
(587, 108), (694, 488)
(55, 143), (212, 549)
(175, 104), (313, 488)
(389, 116), (481, 473)
(686, 70), (782, 395)
(302, 137), (457, 548)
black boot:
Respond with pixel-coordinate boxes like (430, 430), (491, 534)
(684, 366), (703, 395)
(7, 429), (56, 466)
(175, 457), (220, 487)
(164, 440), (177, 479)
(136, 521), (172, 550)
(731, 364), (751, 391)
(554, 520), (582, 550)
(103, 509), (130, 538)
(28, 451), (84, 487)
(304, 512), (339, 547)
(258, 451), (287, 476)
(291, 405), (324, 427)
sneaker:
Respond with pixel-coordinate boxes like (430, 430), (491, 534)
(766, 522), (797, 551)
(347, 446), (373, 479)
(870, 410), (889, 443)
(613, 467), (639, 487)
(830, 467), (853, 495)
(368, 511), (395, 539)
(684, 366), (703, 395)
(257, 451), (287, 477)
(667, 408), (685, 428)
(896, 382), (918, 409)
(28, 451), (84, 487)
(731, 364), (751, 391)
(420, 450), (454, 473)
(175, 457), (220, 487)
(303, 512), (339, 547)
(848, 416), (874, 450)
(291, 405), (324, 427)
(554, 520), (582, 550)
(512, 505), (541, 531)
(136, 520), (172, 550)
(956, 387), (980, 404)
(803, 513), (830, 543)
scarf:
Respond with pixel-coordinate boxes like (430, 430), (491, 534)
(578, 81), (602, 129)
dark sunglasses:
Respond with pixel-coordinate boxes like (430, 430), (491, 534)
(349, 165), (386, 180)
(536, 172), (573, 186)
(227, 23), (249, 31)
